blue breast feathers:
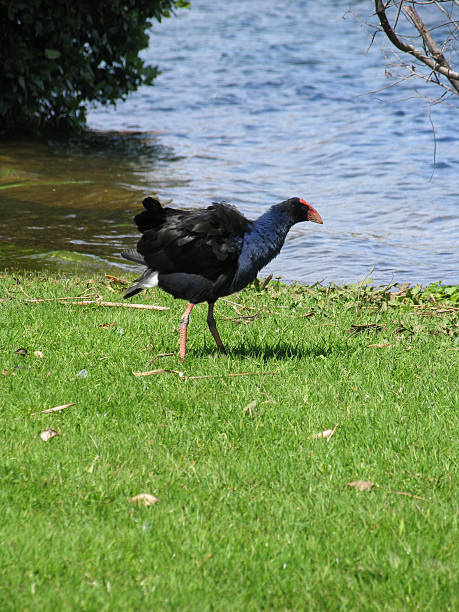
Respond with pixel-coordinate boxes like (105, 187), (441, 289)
(230, 207), (293, 293)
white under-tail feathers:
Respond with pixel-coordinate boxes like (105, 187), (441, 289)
(121, 248), (158, 298)
(123, 269), (159, 298)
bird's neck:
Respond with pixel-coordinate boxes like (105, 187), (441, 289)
(253, 204), (294, 247)
(231, 205), (294, 292)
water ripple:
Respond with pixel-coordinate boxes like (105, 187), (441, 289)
(1, 1), (457, 284)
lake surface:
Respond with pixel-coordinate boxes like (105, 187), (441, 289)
(1, 0), (458, 285)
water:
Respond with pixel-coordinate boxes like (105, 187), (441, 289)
(1, 0), (458, 285)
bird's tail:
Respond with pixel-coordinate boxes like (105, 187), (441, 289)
(134, 197), (165, 233)
(134, 196), (181, 233)
(121, 248), (145, 265)
(124, 269), (159, 299)
(124, 285), (143, 299)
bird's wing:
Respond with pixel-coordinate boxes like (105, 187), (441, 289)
(137, 202), (251, 279)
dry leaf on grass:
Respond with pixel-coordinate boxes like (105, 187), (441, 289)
(34, 403), (75, 415)
(14, 348), (28, 356)
(312, 424), (338, 440)
(40, 429), (59, 441)
(33, 350), (44, 358)
(347, 480), (374, 491)
(367, 343), (391, 348)
(243, 400), (258, 417)
(130, 494), (159, 506)
(98, 322), (115, 329)
(105, 274), (129, 286)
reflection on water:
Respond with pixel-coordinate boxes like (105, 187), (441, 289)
(0, 0), (458, 284)
(0, 131), (186, 272)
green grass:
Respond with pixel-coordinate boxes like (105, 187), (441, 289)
(0, 273), (458, 610)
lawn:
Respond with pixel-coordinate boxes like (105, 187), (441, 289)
(0, 272), (458, 610)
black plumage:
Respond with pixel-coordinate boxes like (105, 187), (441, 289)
(122, 196), (323, 361)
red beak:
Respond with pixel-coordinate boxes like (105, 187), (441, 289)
(308, 205), (323, 224)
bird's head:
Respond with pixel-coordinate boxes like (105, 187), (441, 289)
(284, 197), (323, 225)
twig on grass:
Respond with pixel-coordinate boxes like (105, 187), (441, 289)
(259, 274), (273, 290)
(71, 301), (169, 310)
(18, 285), (33, 299)
(24, 295), (94, 303)
(132, 369), (279, 380)
(221, 297), (258, 315)
(391, 490), (429, 502)
(188, 371), (279, 380)
(410, 304), (458, 312)
(133, 368), (184, 377)
(147, 353), (176, 366)
(220, 313), (260, 323)
(327, 424), (338, 442)
(347, 323), (383, 336)
(221, 298), (246, 308)
(33, 403), (75, 415)
(3, 285), (15, 299)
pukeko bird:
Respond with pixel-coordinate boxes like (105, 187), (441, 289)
(122, 196), (323, 362)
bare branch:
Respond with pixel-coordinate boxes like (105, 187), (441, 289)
(375, 0), (459, 94)
(357, 73), (416, 97)
(405, 8), (448, 60)
(405, 5), (459, 92)
(393, 0), (405, 31)
(427, 102), (437, 180)
(433, 1), (459, 33)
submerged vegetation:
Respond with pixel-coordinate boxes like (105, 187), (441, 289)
(0, 273), (457, 609)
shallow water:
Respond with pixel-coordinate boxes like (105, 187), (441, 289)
(1, 0), (458, 284)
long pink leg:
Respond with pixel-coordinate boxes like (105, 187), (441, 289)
(179, 302), (194, 363)
(207, 302), (227, 355)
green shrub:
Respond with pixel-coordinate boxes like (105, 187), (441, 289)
(0, 0), (188, 134)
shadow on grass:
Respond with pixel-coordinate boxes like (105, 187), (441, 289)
(195, 340), (351, 361)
